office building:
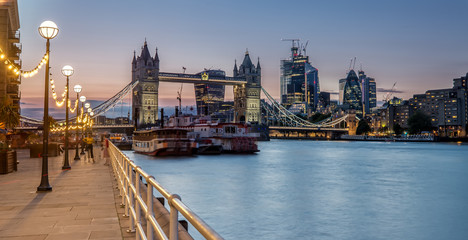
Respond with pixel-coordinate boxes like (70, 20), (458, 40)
(358, 70), (376, 114)
(194, 70), (226, 116)
(280, 41), (320, 112)
(342, 70), (362, 112)
(338, 78), (346, 105)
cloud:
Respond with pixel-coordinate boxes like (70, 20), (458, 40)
(377, 88), (405, 94)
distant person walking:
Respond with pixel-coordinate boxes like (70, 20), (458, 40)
(102, 138), (110, 166)
(85, 137), (95, 163)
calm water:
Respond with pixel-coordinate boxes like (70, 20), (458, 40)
(124, 140), (468, 240)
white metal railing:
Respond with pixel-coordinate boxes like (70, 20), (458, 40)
(108, 141), (224, 240)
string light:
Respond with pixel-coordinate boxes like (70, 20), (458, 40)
(68, 99), (79, 113)
(50, 117), (94, 132)
(21, 53), (49, 78)
(0, 47), (49, 78)
(50, 78), (67, 107)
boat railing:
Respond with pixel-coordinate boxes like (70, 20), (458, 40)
(108, 140), (224, 240)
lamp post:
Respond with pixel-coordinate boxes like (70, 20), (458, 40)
(37, 21), (59, 192)
(79, 96), (86, 155)
(84, 103), (91, 138)
(61, 65), (73, 169)
(73, 85), (82, 160)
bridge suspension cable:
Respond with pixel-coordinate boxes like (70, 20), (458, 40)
(261, 87), (348, 128)
(20, 81), (139, 124)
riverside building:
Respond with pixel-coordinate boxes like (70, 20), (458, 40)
(0, 0), (20, 116)
(409, 73), (467, 137)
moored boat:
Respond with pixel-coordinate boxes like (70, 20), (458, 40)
(132, 128), (197, 156)
(191, 122), (259, 154)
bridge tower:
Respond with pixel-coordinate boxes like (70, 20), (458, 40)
(233, 51), (261, 123)
(132, 41), (159, 128)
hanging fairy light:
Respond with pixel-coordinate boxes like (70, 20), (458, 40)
(49, 78), (67, 107)
(0, 47), (49, 78)
(68, 99), (79, 113)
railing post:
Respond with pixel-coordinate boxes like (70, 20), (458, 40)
(135, 167), (142, 240)
(124, 159), (130, 214)
(147, 176), (155, 240)
(119, 153), (125, 207)
(169, 194), (181, 240)
(127, 161), (135, 233)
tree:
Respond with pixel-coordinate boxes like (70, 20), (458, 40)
(0, 98), (20, 131)
(309, 113), (331, 123)
(393, 123), (404, 135)
(356, 119), (371, 135)
(408, 111), (432, 134)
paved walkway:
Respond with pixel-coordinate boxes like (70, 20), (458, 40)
(0, 148), (135, 240)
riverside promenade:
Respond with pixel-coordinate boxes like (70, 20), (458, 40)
(0, 149), (135, 240)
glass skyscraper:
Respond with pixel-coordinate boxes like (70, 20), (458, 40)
(359, 70), (377, 114)
(280, 43), (320, 113)
(342, 69), (363, 112)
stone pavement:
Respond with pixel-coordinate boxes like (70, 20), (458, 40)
(0, 148), (135, 240)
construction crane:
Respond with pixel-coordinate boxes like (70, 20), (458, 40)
(302, 40), (309, 57)
(281, 38), (300, 57)
(384, 82), (397, 103)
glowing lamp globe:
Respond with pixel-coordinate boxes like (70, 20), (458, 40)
(87, 108), (92, 113)
(80, 96), (86, 102)
(84, 103), (90, 109)
(62, 65), (74, 77)
(74, 84), (82, 93)
(38, 21), (59, 39)
(90, 112), (94, 117)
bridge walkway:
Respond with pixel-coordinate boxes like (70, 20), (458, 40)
(0, 149), (135, 240)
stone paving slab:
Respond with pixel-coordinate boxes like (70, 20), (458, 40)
(0, 149), (135, 240)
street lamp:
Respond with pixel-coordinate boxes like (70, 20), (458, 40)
(37, 20), (59, 192)
(61, 65), (73, 170)
(79, 96), (86, 155)
(73, 84), (82, 160)
(84, 103), (91, 139)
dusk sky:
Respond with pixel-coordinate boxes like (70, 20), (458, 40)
(17, 0), (468, 119)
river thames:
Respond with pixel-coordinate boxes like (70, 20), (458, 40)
(124, 140), (468, 240)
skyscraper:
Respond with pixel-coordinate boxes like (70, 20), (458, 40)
(359, 70), (377, 114)
(280, 41), (320, 112)
(194, 70), (226, 116)
(342, 70), (362, 112)
(338, 78), (346, 105)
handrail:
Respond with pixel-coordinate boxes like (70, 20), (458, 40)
(108, 140), (224, 240)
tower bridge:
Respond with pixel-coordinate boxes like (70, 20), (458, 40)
(132, 41), (261, 128)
